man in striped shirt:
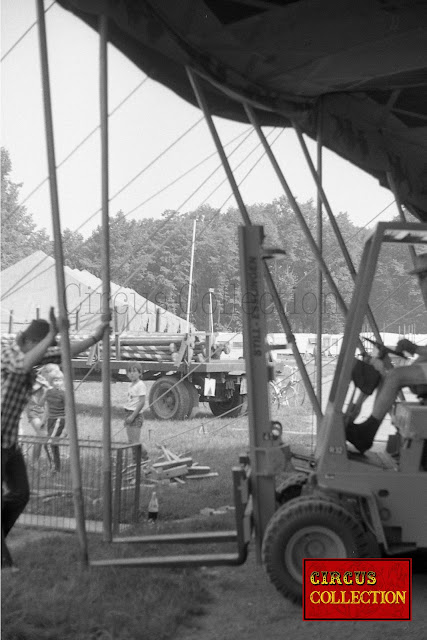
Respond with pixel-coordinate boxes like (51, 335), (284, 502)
(1, 310), (108, 569)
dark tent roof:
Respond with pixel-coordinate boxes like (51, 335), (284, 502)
(57, 0), (427, 220)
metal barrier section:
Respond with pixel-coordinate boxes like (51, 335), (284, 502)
(90, 467), (252, 568)
(17, 436), (142, 534)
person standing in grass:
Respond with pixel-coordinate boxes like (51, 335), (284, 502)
(45, 371), (66, 474)
(124, 363), (148, 461)
(1, 310), (109, 570)
(25, 371), (50, 463)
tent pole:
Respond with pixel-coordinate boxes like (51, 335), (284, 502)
(387, 172), (418, 265)
(99, 14), (113, 543)
(36, 0), (88, 566)
(316, 109), (323, 427)
(292, 123), (386, 348)
(186, 219), (197, 332)
(387, 172), (426, 313)
(245, 105), (348, 317)
(187, 69), (321, 419)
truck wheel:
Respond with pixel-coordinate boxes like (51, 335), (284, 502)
(276, 472), (308, 505)
(262, 497), (371, 603)
(183, 379), (199, 417)
(149, 376), (191, 420)
(208, 391), (245, 418)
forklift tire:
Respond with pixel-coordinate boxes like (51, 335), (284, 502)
(276, 472), (308, 505)
(262, 496), (371, 603)
(208, 391), (245, 418)
(149, 376), (192, 420)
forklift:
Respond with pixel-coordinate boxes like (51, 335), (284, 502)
(33, 1), (427, 605)
(262, 221), (427, 602)
(92, 221), (426, 605)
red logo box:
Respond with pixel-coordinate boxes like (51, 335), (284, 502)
(303, 558), (411, 621)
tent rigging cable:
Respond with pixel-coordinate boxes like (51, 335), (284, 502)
(2, 118), (250, 302)
(11, 76), (150, 217)
(75, 127), (280, 332)
(3, 122), (264, 325)
(3, 17), (422, 352)
(0, 0), (56, 62)
(114, 129), (284, 336)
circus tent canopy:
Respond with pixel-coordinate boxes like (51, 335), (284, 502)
(56, 0), (427, 220)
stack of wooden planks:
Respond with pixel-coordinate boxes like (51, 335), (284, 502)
(151, 445), (218, 484)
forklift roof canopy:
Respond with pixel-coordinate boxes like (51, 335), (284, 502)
(57, 0), (427, 220)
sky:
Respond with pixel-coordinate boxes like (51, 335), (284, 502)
(1, 0), (397, 241)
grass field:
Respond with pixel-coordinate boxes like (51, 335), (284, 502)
(5, 378), (319, 640)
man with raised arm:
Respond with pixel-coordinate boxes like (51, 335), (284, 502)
(1, 310), (109, 570)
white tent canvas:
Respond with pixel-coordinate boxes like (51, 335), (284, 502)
(1, 251), (189, 335)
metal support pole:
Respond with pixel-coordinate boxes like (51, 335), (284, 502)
(186, 219), (197, 332)
(36, 0), (88, 566)
(263, 262), (322, 419)
(188, 69), (321, 418)
(239, 226), (277, 558)
(112, 448), (123, 535)
(387, 172), (418, 265)
(292, 122), (386, 347)
(245, 105), (348, 317)
(100, 14), (113, 542)
(316, 111), (323, 422)
(186, 69), (251, 227)
(133, 445), (142, 523)
(388, 173), (427, 312)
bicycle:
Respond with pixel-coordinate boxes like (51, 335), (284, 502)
(269, 365), (305, 409)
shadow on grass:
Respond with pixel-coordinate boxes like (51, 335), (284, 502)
(1, 534), (211, 640)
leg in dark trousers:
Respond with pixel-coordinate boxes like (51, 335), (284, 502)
(1, 446), (30, 568)
(47, 418), (65, 472)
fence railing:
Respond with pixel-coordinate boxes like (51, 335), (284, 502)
(17, 435), (142, 533)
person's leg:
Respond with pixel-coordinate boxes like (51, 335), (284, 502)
(2, 446), (30, 567)
(347, 363), (424, 453)
(126, 421), (148, 461)
(30, 417), (44, 463)
(49, 418), (65, 472)
(47, 418), (60, 472)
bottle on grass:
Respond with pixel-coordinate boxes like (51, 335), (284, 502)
(148, 491), (159, 524)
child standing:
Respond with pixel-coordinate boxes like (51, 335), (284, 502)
(26, 372), (50, 462)
(45, 371), (66, 473)
(124, 364), (148, 461)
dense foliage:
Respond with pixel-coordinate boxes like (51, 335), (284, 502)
(2, 147), (425, 333)
(1, 148), (51, 268)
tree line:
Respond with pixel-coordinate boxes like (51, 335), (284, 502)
(2, 147), (425, 334)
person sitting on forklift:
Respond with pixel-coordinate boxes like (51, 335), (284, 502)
(346, 253), (427, 454)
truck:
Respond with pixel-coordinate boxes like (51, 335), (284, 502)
(72, 331), (247, 420)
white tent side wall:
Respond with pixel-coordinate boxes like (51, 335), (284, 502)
(1, 252), (191, 335)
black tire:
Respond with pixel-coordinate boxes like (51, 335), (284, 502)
(183, 380), (199, 417)
(262, 497), (371, 603)
(208, 390), (245, 418)
(149, 376), (192, 420)
(276, 472), (308, 505)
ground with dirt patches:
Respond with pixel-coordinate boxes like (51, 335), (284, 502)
(7, 524), (427, 640)
(175, 551), (427, 640)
